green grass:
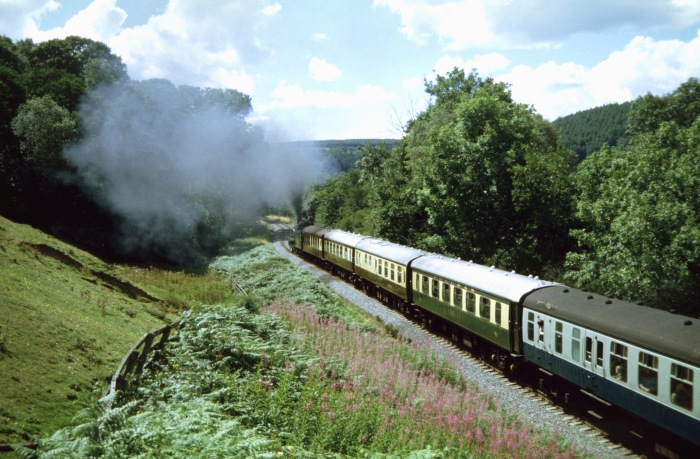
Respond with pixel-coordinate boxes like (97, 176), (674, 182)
(0, 215), (184, 444)
(116, 266), (235, 307)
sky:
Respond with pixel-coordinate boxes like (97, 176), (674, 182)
(2, 0), (699, 141)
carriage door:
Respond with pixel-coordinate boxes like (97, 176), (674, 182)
(582, 332), (606, 389)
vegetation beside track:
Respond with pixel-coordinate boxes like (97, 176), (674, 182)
(17, 240), (585, 458)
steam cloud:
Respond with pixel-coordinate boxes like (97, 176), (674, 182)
(64, 80), (327, 264)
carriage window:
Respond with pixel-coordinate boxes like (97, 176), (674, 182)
(384, 261), (388, 277)
(527, 312), (535, 341)
(495, 303), (502, 326)
(585, 337), (593, 363)
(398, 268), (403, 284)
(442, 284), (451, 303)
(390, 263), (395, 281)
(555, 322), (563, 354)
(467, 292), (476, 314)
(422, 275), (428, 293)
(596, 340), (604, 367)
(610, 342), (628, 382)
(454, 288), (463, 310)
(479, 297), (491, 320)
(431, 279), (439, 298)
(639, 352), (659, 396)
(572, 328), (581, 362)
(671, 363), (693, 410)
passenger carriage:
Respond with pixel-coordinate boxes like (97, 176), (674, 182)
(323, 230), (368, 281)
(297, 225), (330, 260)
(522, 286), (700, 453)
(353, 238), (425, 308)
(411, 256), (556, 367)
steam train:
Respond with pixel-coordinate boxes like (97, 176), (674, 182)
(290, 224), (700, 458)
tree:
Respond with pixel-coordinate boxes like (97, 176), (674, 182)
(409, 69), (576, 273)
(19, 36), (127, 111)
(565, 79), (700, 314)
(305, 69), (576, 275)
(0, 36), (27, 164)
(11, 95), (78, 176)
(627, 77), (700, 135)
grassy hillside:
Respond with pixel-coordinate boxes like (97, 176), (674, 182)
(0, 215), (183, 444)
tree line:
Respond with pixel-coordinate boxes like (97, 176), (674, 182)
(305, 69), (699, 316)
(1, 34), (697, 313)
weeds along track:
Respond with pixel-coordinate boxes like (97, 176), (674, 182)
(275, 240), (637, 458)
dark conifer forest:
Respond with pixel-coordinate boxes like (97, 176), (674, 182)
(552, 102), (632, 160)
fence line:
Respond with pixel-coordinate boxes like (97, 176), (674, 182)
(108, 320), (180, 396)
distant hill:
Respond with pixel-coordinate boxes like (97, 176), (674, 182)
(552, 102), (632, 161)
(0, 215), (176, 444)
(285, 139), (398, 173)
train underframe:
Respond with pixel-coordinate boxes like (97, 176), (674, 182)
(522, 359), (697, 458)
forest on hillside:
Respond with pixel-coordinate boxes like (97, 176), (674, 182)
(552, 102), (632, 160)
(0, 35), (698, 314)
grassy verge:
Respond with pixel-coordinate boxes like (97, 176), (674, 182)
(22, 241), (587, 458)
(0, 215), (188, 445)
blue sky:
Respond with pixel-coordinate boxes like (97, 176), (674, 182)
(2, 0), (699, 140)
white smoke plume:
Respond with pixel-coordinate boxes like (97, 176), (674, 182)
(64, 79), (327, 265)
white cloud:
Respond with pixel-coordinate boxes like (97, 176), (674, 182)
(375, 0), (495, 49)
(261, 2), (281, 16)
(9, 1), (280, 94)
(500, 31), (700, 119)
(0, 0), (58, 39)
(103, 0), (279, 93)
(376, 0), (700, 50)
(434, 53), (511, 76)
(33, 0), (127, 42)
(402, 77), (424, 90)
(308, 57), (341, 82)
(266, 80), (396, 110)
(313, 32), (329, 41)
(255, 81), (401, 139)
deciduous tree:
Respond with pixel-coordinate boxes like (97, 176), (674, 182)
(566, 79), (700, 314)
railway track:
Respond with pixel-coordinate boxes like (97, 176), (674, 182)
(274, 239), (638, 458)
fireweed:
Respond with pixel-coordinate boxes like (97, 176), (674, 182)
(263, 298), (582, 458)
